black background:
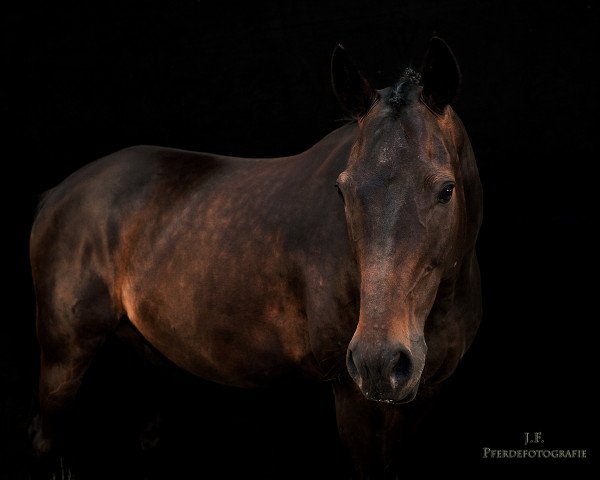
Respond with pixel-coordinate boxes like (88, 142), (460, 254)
(1, 0), (596, 478)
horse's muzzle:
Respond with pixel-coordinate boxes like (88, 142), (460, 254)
(346, 340), (421, 403)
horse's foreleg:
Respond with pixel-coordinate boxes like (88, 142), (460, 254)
(332, 380), (407, 479)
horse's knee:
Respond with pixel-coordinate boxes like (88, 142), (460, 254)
(39, 359), (83, 406)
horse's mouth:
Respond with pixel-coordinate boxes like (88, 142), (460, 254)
(364, 386), (419, 405)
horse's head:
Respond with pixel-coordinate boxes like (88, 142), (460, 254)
(332, 38), (480, 403)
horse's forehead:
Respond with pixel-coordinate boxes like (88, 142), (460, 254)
(363, 107), (456, 170)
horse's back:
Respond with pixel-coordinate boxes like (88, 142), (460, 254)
(30, 125), (356, 272)
(31, 145), (226, 261)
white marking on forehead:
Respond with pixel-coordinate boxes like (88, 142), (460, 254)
(377, 135), (408, 165)
(378, 145), (393, 165)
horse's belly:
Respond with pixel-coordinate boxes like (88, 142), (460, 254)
(122, 288), (314, 387)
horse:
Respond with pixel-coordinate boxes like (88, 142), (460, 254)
(30, 37), (482, 478)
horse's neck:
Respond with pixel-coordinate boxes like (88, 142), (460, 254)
(298, 122), (357, 174)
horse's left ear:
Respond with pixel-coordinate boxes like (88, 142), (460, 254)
(421, 37), (461, 114)
(331, 44), (379, 118)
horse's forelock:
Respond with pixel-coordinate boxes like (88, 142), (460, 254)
(388, 68), (421, 110)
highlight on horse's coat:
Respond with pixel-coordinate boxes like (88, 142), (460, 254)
(30, 37), (482, 478)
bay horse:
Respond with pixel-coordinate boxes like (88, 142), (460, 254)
(30, 37), (482, 478)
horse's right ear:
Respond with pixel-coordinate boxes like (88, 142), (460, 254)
(331, 45), (378, 118)
(421, 37), (461, 114)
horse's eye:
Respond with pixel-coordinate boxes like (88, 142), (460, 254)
(335, 183), (345, 203)
(437, 184), (455, 204)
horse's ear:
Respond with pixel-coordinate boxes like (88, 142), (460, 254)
(421, 37), (461, 114)
(331, 44), (378, 118)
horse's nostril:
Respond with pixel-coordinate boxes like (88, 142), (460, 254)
(390, 349), (413, 389)
(346, 349), (360, 382)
